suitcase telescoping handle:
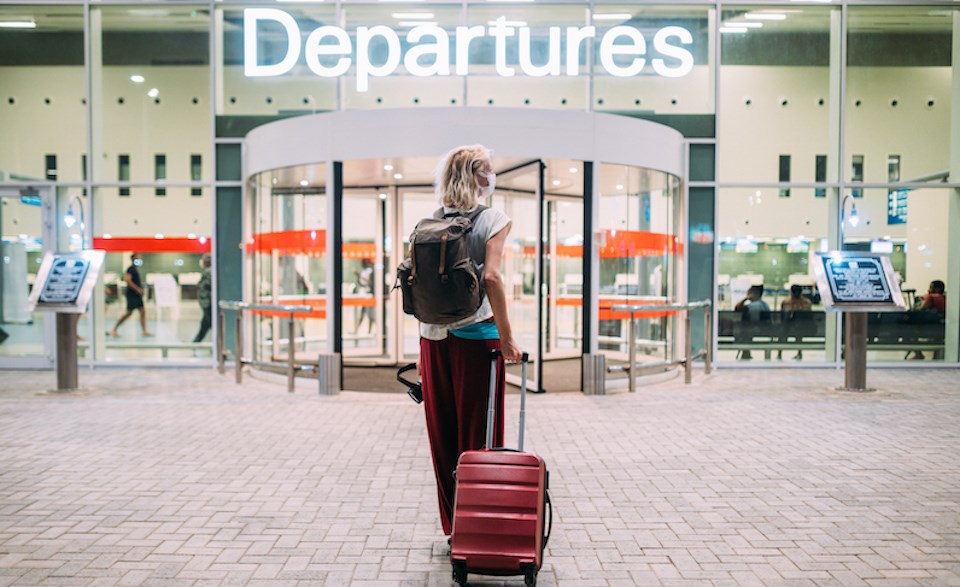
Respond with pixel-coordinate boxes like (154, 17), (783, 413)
(485, 349), (530, 452)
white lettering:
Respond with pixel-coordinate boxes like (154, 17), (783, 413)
(305, 26), (352, 77)
(599, 26), (646, 77)
(356, 26), (401, 92)
(488, 17), (516, 77)
(405, 25), (450, 77)
(244, 8), (301, 77)
(565, 26), (596, 76)
(519, 26), (561, 77)
(652, 26), (694, 78)
(455, 25), (485, 76)
(241, 9), (696, 90)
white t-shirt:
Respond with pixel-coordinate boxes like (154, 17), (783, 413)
(419, 205), (512, 341)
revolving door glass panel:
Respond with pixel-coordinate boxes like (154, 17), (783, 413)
(597, 164), (681, 375)
(249, 166), (328, 365)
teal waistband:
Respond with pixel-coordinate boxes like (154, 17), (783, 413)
(449, 320), (500, 340)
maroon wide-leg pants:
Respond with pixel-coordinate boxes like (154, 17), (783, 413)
(420, 335), (505, 535)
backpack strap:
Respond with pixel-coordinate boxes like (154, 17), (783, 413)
(438, 233), (449, 283)
(436, 205), (489, 221)
(408, 235), (417, 281)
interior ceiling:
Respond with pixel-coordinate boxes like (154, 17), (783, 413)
(267, 157), (670, 197)
(2, 5), (955, 34)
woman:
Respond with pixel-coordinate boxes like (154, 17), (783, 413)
(418, 144), (523, 536)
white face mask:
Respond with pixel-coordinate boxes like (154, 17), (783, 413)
(478, 171), (496, 199)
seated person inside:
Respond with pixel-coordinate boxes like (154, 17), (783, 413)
(779, 284), (813, 361)
(911, 279), (946, 360)
(734, 285), (770, 360)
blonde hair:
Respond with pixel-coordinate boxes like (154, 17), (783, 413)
(435, 144), (491, 211)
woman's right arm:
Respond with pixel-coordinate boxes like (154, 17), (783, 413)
(484, 226), (522, 361)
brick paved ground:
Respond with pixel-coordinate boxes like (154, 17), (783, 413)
(1, 367), (959, 587)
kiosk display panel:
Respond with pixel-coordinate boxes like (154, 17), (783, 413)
(27, 250), (106, 313)
(813, 251), (906, 312)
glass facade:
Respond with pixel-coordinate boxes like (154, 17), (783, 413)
(0, 0), (957, 374)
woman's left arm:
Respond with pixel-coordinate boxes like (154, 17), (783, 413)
(484, 226), (522, 361)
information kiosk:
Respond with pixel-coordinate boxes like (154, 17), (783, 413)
(27, 251), (105, 391)
(813, 252), (906, 391)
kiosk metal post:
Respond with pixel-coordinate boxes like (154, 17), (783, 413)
(813, 252), (906, 392)
(27, 250), (105, 392)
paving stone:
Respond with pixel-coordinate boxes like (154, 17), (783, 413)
(1, 368), (960, 586)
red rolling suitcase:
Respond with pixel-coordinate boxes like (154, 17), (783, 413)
(450, 350), (553, 587)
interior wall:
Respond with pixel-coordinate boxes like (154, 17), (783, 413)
(0, 63), (952, 254)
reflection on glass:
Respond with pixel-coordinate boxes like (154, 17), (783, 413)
(0, 195), (46, 357)
(719, 5), (834, 182)
(851, 154), (863, 198)
(846, 6), (952, 183)
(93, 185), (213, 362)
(598, 164), (679, 373)
(250, 166), (327, 366)
(716, 187), (828, 363)
(92, 5), (210, 182)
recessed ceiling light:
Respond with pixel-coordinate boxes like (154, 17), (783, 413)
(130, 75), (145, 83)
(147, 88), (159, 98)
(300, 180), (309, 186)
(592, 13), (632, 21)
(487, 20), (526, 27)
(392, 12), (434, 19)
(394, 173), (403, 179)
(745, 12), (787, 20)
(384, 164), (394, 171)
(0, 20), (36, 28)
(569, 167), (578, 174)
(552, 179), (561, 186)
(616, 184), (624, 190)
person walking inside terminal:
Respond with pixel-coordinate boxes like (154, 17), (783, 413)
(416, 145), (523, 536)
(109, 253), (153, 338)
(192, 254), (213, 343)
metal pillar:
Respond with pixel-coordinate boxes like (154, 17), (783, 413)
(55, 313), (80, 391)
(842, 312), (870, 391)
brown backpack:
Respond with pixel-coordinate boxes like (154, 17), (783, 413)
(396, 206), (488, 324)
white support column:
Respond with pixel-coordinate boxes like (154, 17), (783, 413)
(88, 5), (106, 362)
(825, 7), (845, 364)
(946, 12), (960, 362)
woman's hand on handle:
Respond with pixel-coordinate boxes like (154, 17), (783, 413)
(500, 336), (523, 363)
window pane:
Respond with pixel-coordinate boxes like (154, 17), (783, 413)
(0, 5), (85, 182)
(841, 187), (953, 362)
(219, 5), (337, 121)
(845, 7), (952, 182)
(716, 187), (830, 363)
(93, 184), (213, 362)
(594, 5), (713, 132)
(92, 6), (210, 183)
(464, 4), (588, 110)
(719, 6), (837, 182)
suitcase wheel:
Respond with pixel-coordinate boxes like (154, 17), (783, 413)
(522, 564), (537, 587)
(451, 560), (467, 586)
